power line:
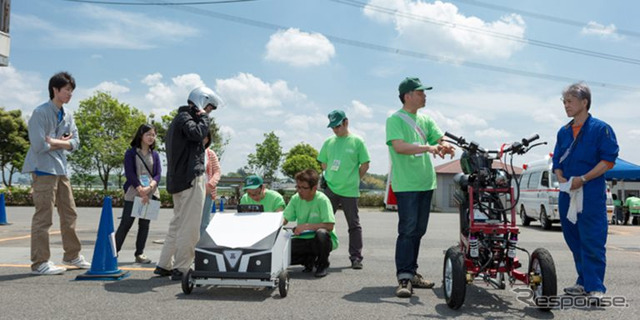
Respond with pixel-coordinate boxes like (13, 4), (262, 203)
(160, 3), (639, 92)
(450, 0), (640, 39)
(331, 0), (640, 66)
(62, 0), (257, 5)
(59, 0), (640, 92)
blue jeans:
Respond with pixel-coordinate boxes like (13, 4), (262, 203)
(395, 190), (433, 280)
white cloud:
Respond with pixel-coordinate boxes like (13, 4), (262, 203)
(455, 113), (488, 127)
(629, 130), (640, 141)
(215, 73), (306, 110)
(12, 5), (198, 50)
(142, 73), (164, 86)
(0, 66), (44, 114)
(363, 0), (526, 60)
(265, 28), (336, 67)
(142, 73), (206, 111)
(474, 127), (511, 139)
(581, 21), (622, 40)
(350, 100), (374, 119)
(285, 114), (321, 132)
(85, 81), (131, 96)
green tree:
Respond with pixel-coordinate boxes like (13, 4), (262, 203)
(281, 142), (322, 179)
(69, 92), (146, 190)
(225, 167), (249, 178)
(153, 110), (229, 160)
(0, 108), (29, 187)
(70, 171), (97, 190)
(246, 132), (283, 181)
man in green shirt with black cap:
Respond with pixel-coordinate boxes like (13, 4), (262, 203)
(386, 77), (455, 298)
(318, 109), (370, 270)
(239, 174), (286, 212)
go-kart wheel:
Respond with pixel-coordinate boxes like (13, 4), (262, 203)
(182, 268), (194, 295)
(443, 246), (466, 310)
(520, 206), (531, 226)
(528, 248), (557, 312)
(278, 270), (289, 298)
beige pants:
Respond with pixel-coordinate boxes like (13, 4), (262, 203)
(31, 175), (82, 270)
(157, 175), (206, 272)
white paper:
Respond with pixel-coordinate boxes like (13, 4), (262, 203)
(131, 196), (161, 221)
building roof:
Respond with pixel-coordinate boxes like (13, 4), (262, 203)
(434, 159), (523, 175)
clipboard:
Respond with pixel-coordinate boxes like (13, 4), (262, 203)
(131, 196), (161, 220)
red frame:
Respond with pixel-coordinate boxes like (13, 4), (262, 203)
(459, 185), (530, 285)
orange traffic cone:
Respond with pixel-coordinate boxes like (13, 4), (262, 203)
(76, 196), (129, 280)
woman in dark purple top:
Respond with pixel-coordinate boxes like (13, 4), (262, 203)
(115, 124), (161, 264)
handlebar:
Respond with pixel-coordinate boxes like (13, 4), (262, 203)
(444, 131), (543, 156)
(444, 132), (464, 144)
(523, 134), (540, 146)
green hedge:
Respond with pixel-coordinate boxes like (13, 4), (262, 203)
(0, 187), (175, 208)
(359, 193), (385, 208)
(1, 187), (384, 209)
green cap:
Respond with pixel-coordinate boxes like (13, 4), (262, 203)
(398, 77), (433, 96)
(242, 175), (263, 190)
(327, 110), (347, 128)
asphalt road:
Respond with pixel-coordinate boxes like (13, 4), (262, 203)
(1, 205), (639, 319)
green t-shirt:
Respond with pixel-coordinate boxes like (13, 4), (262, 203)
(625, 197), (640, 214)
(283, 192), (339, 250)
(317, 133), (370, 197)
(239, 189), (286, 212)
(385, 109), (443, 192)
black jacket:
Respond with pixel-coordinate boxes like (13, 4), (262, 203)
(165, 105), (210, 194)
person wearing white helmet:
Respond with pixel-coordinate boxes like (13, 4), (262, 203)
(155, 86), (223, 280)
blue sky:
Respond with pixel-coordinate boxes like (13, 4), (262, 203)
(2, 0), (639, 176)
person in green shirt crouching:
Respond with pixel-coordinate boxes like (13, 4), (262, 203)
(240, 175), (286, 212)
(283, 169), (339, 278)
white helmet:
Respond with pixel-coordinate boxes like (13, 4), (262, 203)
(187, 86), (223, 110)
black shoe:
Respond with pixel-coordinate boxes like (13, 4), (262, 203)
(170, 269), (183, 281)
(302, 264), (314, 273)
(351, 260), (363, 270)
(153, 266), (171, 277)
(314, 266), (328, 278)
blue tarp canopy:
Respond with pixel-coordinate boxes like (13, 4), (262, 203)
(605, 158), (640, 181)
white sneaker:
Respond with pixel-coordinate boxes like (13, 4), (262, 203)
(63, 255), (91, 269)
(563, 284), (586, 296)
(32, 261), (66, 275)
(588, 291), (605, 305)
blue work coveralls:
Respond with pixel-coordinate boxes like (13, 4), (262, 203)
(552, 114), (618, 293)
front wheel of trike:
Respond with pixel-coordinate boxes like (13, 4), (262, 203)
(528, 248), (557, 312)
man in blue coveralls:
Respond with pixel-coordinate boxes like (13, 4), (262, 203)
(552, 82), (618, 301)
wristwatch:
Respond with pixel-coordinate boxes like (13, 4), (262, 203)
(580, 175), (587, 183)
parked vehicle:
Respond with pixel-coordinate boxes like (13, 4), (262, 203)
(518, 155), (613, 229)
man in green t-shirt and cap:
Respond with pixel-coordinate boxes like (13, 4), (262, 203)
(625, 195), (640, 225)
(239, 175), (286, 212)
(318, 109), (370, 270)
(385, 77), (455, 298)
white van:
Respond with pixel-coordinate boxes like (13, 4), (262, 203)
(517, 156), (559, 229)
(517, 155), (614, 229)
